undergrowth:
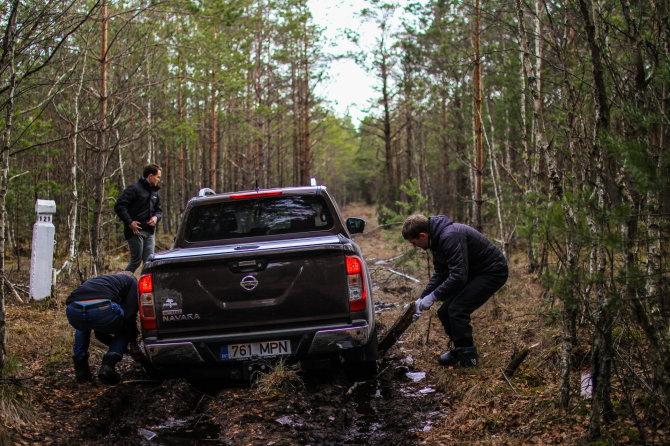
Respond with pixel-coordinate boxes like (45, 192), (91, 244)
(0, 354), (35, 430)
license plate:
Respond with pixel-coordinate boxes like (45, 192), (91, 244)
(221, 340), (291, 360)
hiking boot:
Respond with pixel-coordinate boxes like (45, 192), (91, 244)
(438, 348), (459, 367)
(438, 346), (478, 368)
(98, 353), (122, 385)
(73, 354), (92, 383)
(456, 346), (478, 368)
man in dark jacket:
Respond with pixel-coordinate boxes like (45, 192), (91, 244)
(65, 272), (139, 384)
(114, 164), (162, 273)
(402, 214), (508, 367)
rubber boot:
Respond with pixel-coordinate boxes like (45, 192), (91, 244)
(73, 354), (93, 383)
(98, 353), (122, 384)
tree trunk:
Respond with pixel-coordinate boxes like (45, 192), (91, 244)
(643, 0), (670, 405)
(472, 0), (483, 232)
(515, 0), (539, 273)
(379, 35), (395, 209)
(92, 0), (109, 274)
(177, 54), (186, 210)
(0, 0), (19, 373)
(484, 103), (511, 257)
(301, 48), (311, 186)
(210, 59), (217, 191)
(576, 0), (615, 438)
(147, 99), (153, 163)
(56, 51), (87, 282)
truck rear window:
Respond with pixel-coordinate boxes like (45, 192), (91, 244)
(184, 195), (334, 242)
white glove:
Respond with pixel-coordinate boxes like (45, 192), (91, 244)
(412, 298), (422, 321)
(417, 291), (437, 311)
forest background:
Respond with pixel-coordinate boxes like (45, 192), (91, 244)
(0, 0), (668, 443)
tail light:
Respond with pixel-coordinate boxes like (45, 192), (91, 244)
(346, 255), (367, 312)
(138, 274), (156, 330)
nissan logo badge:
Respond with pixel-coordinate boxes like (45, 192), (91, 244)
(240, 275), (259, 291)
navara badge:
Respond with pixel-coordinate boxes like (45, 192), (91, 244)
(240, 275), (259, 291)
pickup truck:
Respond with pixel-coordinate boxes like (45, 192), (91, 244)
(137, 185), (377, 380)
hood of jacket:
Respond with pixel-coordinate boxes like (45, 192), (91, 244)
(429, 215), (453, 248)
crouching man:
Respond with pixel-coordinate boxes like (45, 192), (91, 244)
(402, 214), (508, 368)
(65, 271), (138, 384)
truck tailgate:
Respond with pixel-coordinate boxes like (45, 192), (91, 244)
(149, 244), (350, 337)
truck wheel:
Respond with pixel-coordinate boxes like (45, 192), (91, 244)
(343, 327), (378, 380)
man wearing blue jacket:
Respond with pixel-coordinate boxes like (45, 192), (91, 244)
(402, 214), (508, 368)
(65, 272), (139, 384)
(114, 164), (162, 273)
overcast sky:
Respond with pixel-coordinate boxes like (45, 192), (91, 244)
(307, 0), (379, 125)
(307, 1), (428, 126)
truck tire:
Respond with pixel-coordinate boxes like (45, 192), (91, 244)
(343, 327), (378, 380)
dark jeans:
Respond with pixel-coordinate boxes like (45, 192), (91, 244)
(436, 267), (508, 348)
(125, 230), (154, 273)
(66, 302), (126, 361)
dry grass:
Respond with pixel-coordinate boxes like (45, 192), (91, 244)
(0, 355), (36, 430)
(252, 359), (305, 395)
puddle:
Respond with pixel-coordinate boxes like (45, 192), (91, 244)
(339, 367), (447, 444)
(406, 371), (425, 382)
(141, 416), (221, 444)
(275, 415), (304, 427)
(345, 379), (392, 443)
(410, 411), (443, 433)
(400, 385), (437, 397)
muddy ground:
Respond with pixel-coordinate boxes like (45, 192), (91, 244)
(7, 287), (448, 445)
(3, 204), (668, 445)
(10, 343), (446, 445)
(12, 343), (446, 445)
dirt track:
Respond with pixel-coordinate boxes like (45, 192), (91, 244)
(31, 335), (447, 445)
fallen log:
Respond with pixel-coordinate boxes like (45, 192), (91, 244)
(503, 346), (530, 377)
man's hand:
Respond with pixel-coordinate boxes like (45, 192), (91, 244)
(129, 220), (141, 234)
(146, 216), (158, 227)
(417, 291), (437, 311)
(413, 298), (423, 321)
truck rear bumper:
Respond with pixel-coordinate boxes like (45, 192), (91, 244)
(307, 324), (369, 354)
(143, 322), (372, 366)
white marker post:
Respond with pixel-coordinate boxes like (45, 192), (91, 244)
(29, 199), (57, 301)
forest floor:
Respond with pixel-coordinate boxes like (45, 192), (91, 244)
(2, 203), (667, 445)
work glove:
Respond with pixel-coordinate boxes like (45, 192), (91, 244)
(412, 292), (437, 321)
(417, 291), (437, 311)
(412, 298), (423, 321)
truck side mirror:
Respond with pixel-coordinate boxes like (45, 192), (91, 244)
(346, 217), (366, 234)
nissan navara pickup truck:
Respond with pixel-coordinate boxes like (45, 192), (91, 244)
(137, 185), (377, 380)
